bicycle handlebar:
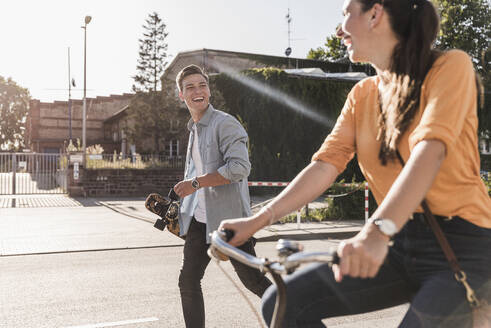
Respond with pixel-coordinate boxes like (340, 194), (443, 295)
(209, 230), (339, 275)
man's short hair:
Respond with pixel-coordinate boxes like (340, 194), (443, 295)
(176, 65), (209, 91)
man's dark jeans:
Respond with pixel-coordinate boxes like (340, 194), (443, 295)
(261, 216), (491, 327)
(179, 217), (271, 328)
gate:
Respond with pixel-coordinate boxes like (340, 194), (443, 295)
(0, 153), (68, 195)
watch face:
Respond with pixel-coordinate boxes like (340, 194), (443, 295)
(192, 178), (199, 189)
(377, 219), (397, 236)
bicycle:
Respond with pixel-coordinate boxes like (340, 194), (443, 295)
(208, 229), (339, 328)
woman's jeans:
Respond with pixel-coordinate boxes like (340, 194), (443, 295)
(261, 216), (491, 327)
(179, 217), (271, 328)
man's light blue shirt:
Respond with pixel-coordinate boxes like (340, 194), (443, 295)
(178, 105), (252, 243)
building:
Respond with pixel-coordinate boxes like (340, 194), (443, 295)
(26, 48), (372, 156)
(26, 94), (133, 154)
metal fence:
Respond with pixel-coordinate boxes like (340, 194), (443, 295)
(85, 154), (185, 169)
(0, 153), (68, 195)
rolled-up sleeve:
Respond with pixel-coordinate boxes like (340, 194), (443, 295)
(217, 117), (251, 182)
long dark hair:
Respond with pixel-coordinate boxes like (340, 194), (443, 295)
(358, 0), (440, 164)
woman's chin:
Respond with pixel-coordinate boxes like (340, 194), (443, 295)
(348, 51), (366, 64)
(348, 52), (359, 63)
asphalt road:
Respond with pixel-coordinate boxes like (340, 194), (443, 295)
(0, 197), (407, 327)
(0, 241), (407, 328)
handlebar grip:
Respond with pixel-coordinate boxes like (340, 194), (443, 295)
(332, 252), (340, 265)
(221, 229), (235, 242)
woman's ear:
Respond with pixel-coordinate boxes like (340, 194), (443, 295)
(369, 3), (384, 29)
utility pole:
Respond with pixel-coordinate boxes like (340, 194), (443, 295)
(81, 15), (92, 155)
(285, 8), (292, 58)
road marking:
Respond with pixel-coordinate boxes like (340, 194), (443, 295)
(64, 317), (159, 328)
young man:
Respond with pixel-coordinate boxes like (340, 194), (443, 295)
(173, 64), (271, 328)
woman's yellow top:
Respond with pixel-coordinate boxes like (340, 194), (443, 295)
(313, 50), (491, 227)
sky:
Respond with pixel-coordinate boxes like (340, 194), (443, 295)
(0, 0), (345, 102)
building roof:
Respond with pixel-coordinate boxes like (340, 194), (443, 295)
(104, 105), (129, 124)
(284, 68), (367, 81)
(162, 48), (373, 84)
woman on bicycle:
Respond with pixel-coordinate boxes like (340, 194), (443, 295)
(220, 0), (491, 326)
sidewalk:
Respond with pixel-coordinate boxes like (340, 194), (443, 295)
(0, 195), (363, 256)
(95, 195), (363, 241)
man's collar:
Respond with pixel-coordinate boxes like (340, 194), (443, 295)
(187, 104), (215, 131)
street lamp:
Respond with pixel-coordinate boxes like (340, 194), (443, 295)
(81, 15), (92, 155)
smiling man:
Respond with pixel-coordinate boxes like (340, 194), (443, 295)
(173, 65), (271, 328)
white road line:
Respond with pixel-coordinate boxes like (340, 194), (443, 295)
(64, 317), (159, 328)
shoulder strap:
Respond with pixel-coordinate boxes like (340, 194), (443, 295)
(395, 150), (481, 308)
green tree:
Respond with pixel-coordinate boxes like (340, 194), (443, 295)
(0, 76), (30, 151)
(435, 0), (491, 79)
(128, 12), (184, 154)
(127, 87), (185, 154)
(133, 12), (169, 92)
(307, 34), (347, 62)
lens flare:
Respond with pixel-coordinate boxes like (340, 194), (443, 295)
(210, 61), (337, 128)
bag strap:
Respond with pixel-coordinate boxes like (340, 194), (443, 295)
(395, 150), (481, 308)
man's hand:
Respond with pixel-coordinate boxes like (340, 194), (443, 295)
(332, 223), (390, 282)
(173, 179), (196, 198)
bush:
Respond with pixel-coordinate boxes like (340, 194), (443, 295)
(212, 68), (356, 182)
(482, 175), (491, 196)
(481, 154), (491, 172)
(319, 182), (377, 220)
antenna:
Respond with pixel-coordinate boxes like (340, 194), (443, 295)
(285, 8), (292, 57)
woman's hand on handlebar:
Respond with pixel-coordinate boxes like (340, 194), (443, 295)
(219, 217), (260, 247)
(332, 223), (390, 282)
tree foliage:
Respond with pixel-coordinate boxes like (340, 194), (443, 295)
(307, 34), (347, 62)
(126, 88), (186, 153)
(128, 12), (185, 153)
(435, 0), (491, 79)
(132, 12), (169, 93)
(0, 76), (30, 151)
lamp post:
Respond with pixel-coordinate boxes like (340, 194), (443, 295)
(81, 15), (91, 155)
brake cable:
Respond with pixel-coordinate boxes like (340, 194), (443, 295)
(212, 259), (267, 328)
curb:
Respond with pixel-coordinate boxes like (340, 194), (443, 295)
(255, 228), (360, 242)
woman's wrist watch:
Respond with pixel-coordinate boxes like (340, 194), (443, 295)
(368, 218), (397, 238)
(191, 177), (200, 190)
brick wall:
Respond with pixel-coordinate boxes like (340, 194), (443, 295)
(69, 168), (184, 197)
(27, 94), (133, 153)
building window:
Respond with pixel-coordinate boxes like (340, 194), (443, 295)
(170, 119), (180, 133)
(167, 139), (179, 158)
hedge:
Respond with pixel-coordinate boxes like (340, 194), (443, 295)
(211, 68), (362, 182)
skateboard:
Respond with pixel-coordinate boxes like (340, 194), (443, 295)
(145, 189), (183, 239)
